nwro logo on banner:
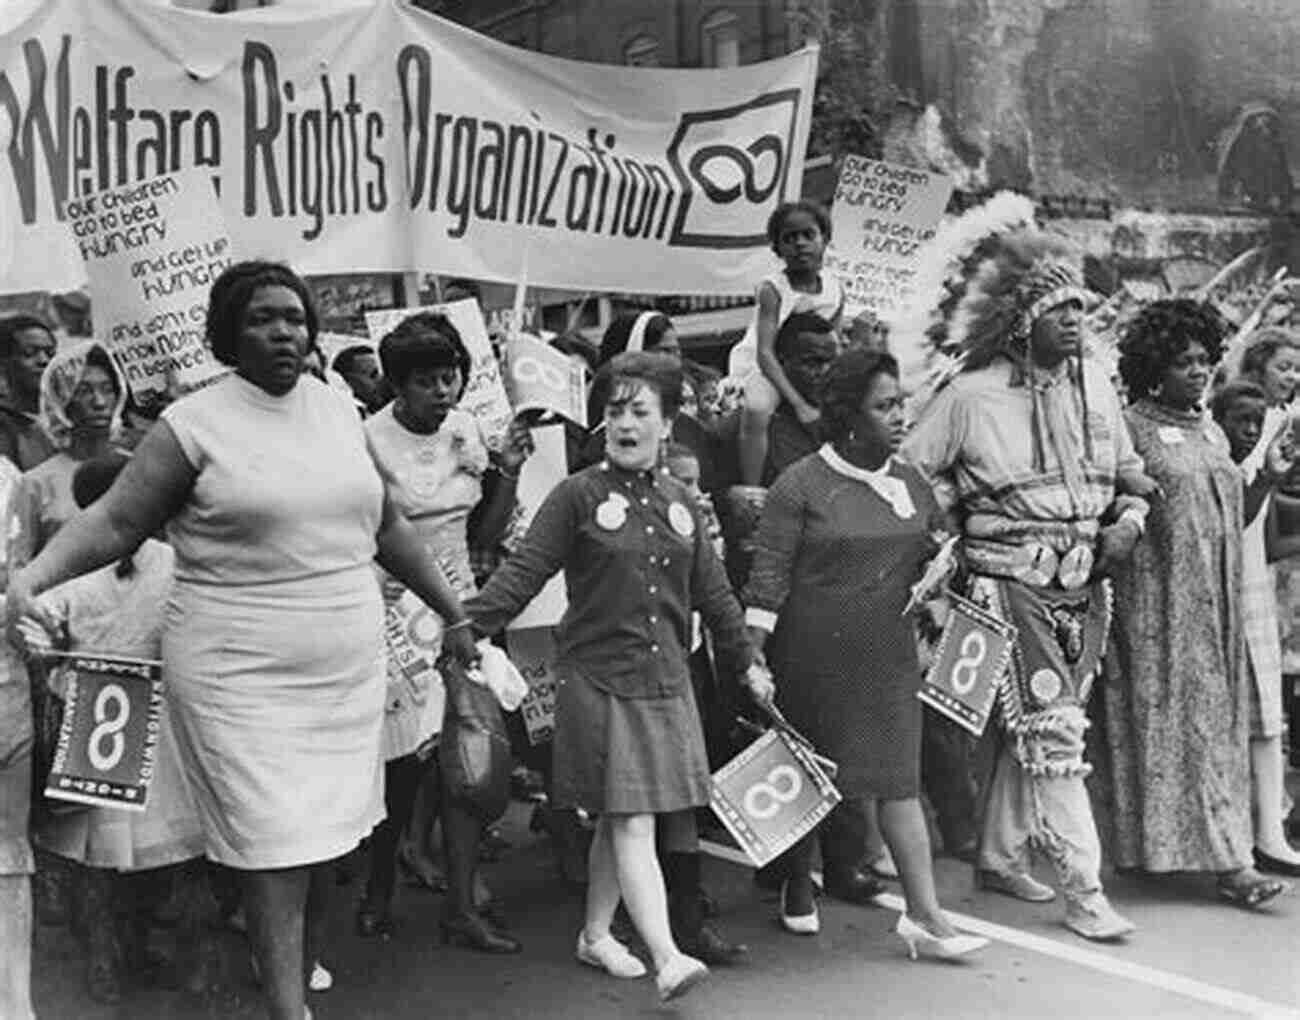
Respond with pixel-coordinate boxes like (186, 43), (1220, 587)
(710, 728), (841, 868)
(667, 90), (804, 251)
(918, 594), (1016, 737)
(45, 653), (164, 813)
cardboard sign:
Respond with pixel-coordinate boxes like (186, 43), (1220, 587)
(505, 627), (559, 746)
(70, 168), (232, 401)
(824, 156), (953, 319)
(918, 593), (1016, 737)
(382, 589), (447, 752)
(507, 424), (569, 631)
(505, 335), (588, 428)
(366, 300), (513, 447)
(710, 728), (841, 869)
(44, 653), (164, 813)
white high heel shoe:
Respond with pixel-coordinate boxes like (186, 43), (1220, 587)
(895, 914), (988, 961)
(780, 880), (820, 935)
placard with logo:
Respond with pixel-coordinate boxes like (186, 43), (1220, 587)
(710, 728), (841, 869)
(918, 594), (1016, 737)
(382, 589), (447, 759)
(44, 653), (164, 813)
(505, 627), (559, 746)
(505, 335), (588, 428)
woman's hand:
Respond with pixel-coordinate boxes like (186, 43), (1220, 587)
(441, 621), (482, 672)
(1264, 427), (1298, 484)
(743, 660), (776, 707)
(495, 417), (536, 475)
(5, 570), (56, 651)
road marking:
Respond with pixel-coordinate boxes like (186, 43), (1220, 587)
(698, 840), (1300, 1019)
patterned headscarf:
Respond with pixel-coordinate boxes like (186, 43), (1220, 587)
(39, 340), (126, 451)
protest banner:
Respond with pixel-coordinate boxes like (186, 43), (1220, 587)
(507, 423), (568, 630)
(505, 334), (587, 428)
(44, 653), (164, 813)
(710, 728), (841, 869)
(824, 156), (953, 319)
(68, 167), (230, 400)
(382, 589), (447, 751)
(505, 627), (558, 746)
(366, 299), (513, 446)
(0, 0), (816, 298)
(918, 593), (1016, 737)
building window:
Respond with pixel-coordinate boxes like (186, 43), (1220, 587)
(624, 34), (661, 67)
(701, 10), (740, 67)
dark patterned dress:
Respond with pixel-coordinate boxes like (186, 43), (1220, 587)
(744, 449), (942, 799)
(1103, 399), (1252, 872)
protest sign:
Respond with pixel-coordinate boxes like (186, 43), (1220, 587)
(507, 424), (568, 630)
(366, 299), (513, 446)
(1, 1), (816, 298)
(918, 593), (1016, 737)
(44, 653), (164, 813)
(505, 627), (558, 746)
(505, 334), (587, 428)
(68, 168), (230, 400)
(382, 589), (447, 755)
(824, 156), (953, 319)
(710, 728), (841, 869)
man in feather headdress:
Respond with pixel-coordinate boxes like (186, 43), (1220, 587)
(904, 227), (1155, 942)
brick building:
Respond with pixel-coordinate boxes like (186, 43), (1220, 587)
(418, 0), (811, 69)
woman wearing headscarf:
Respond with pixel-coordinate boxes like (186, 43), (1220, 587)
(9, 340), (125, 965)
(10, 341), (125, 573)
(1104, 300), (1292, 907)
(6, 261), (479, 1020)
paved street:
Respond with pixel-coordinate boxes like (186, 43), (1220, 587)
(30, 801), (1300, 1020)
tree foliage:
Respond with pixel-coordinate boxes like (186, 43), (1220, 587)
(790, 0), (899, 160)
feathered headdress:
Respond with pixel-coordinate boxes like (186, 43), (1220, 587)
(946, 228), (1091, 371)
(892, 192), (1038, 413)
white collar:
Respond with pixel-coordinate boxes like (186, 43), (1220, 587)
(818, 445), (915, 519)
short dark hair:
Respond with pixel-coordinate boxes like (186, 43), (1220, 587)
(819, 348), (900, 444)
(1238, 326), (1300, 385)
(592, 351), (682, 421)
(1118, 299), (1228, 401)
(598, 312), (675, 366)
(1211, 378), (1270, 422)
(441, 278), (482, 302)
(664, 441), (698, 464)
(378, 311), (471, 391)
(550, 332), (600, 376)
(205, 261), (318, 368)
(0, 314), (53, 361)
(775, 312), (835, 362)
(766, 200), (831, 249)
(332, 344), (377, 376)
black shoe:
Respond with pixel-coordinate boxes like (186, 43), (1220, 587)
(822, 869), (885, 905)
(1253, 847), (1300, 878)
(439, 912), (522, 954)
(678, 924), (748, 966)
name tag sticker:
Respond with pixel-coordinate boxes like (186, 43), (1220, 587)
(1157, 426), (1185, 446)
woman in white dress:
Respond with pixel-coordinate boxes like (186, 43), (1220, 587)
(7, 261), (479, 1020)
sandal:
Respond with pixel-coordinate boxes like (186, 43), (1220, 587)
(1216, 869), (1287, 908)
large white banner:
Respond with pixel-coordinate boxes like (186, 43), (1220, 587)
(0, 0), (816, 296)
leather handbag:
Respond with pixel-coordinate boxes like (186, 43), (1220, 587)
(438, 659), (512, 823)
